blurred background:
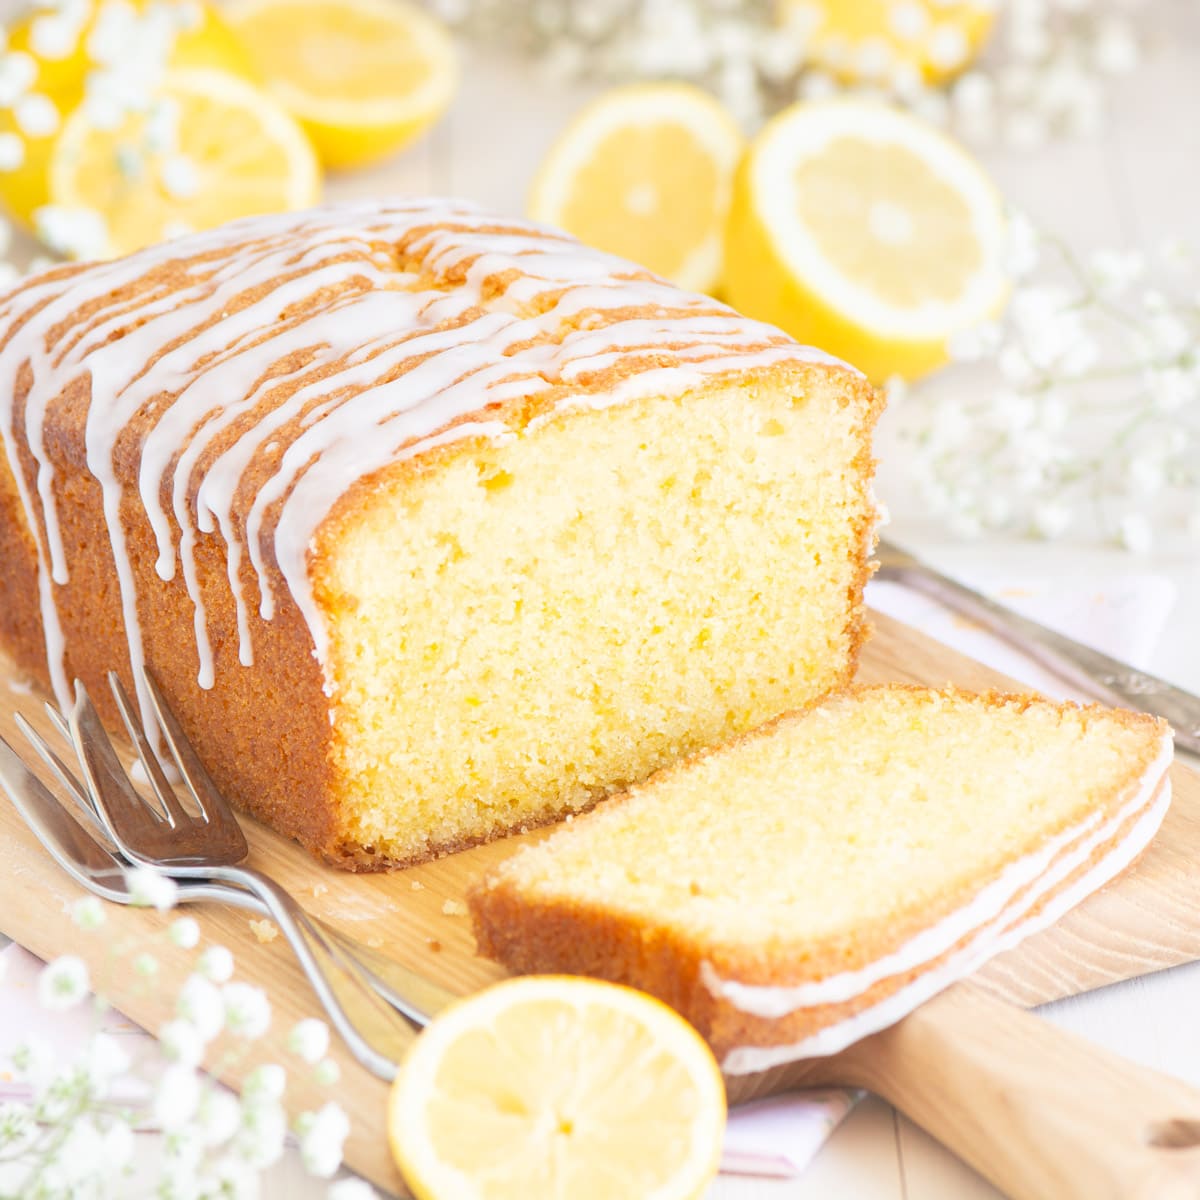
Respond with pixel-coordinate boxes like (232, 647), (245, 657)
(0, 0), (1195, 565)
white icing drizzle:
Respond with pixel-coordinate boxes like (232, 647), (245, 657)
(0, 197), (856, 720)
(709, 734), (1174, 1072)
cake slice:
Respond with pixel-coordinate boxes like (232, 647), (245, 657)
(470, 685), (1173, 1072)
(0, 198), (882, 869)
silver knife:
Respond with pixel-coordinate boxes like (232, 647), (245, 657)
(874, 538), (1200, 756)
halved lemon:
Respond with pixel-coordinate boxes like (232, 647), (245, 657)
(388, 975), (727, 1200)
(225, 0), (457, 170)
(724, 98), (1008, 382)
(528, 83), (745, 294)
(0, 1), (255, 229)
(48, 67), (320, 257)
(782, 0), (997, 86)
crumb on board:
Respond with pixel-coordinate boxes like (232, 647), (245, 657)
(441, 899), (468, 917)
(410, 880), (423, 891)
(366, 935), (384, 949)
(249, 919), (279, 944)
(427, 939), (442, 953)
(311, 883), (329, 898)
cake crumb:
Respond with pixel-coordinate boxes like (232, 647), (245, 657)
(311, 883), (329, 898)
(366, 935), (383, 949)
(249, 919), (279, 943)
(410, 880), (423, 891)
(427, 938), (442, 953)
(689, 881), (703, 896)
(441, 899), (468, 917)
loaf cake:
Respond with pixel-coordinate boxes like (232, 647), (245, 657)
(470, 685), (1173, 1070)
(0, 198), (882, 869)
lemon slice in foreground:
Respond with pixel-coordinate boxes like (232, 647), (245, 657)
(529, 83), (744, 293)
(724, 98), (1008, 382)
(388, 975), (726, 1200)
(226, 0), (457, 170)
(48, 67), (321, 258)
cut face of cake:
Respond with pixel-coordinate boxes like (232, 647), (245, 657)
(0, 198), (882, 868)
(469, 685), (1174, 1071)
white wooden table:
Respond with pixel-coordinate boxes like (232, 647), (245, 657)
(4, 2), (1199, 1194)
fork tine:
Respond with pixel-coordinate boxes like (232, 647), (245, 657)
(107, 671), (192, 828)
(70, 679), (169, 849)
(44, 701), (71, 743)
(13, 712), (116, 849)
(139, 668), (246, 851)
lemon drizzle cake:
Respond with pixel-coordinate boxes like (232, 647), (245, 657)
(470, 686), (1173, 1070)
(0, 197), (882, 867)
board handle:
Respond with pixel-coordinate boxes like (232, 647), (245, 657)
(842, 982), (1200, 1199)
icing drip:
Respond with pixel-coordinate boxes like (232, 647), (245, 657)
(0, 197), (856, 722)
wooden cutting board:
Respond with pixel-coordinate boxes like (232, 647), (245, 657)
(2, 608), (1198, 1196)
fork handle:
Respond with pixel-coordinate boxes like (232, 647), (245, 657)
(884, 560), (1200, 754)
(206, 863), (415, 1079)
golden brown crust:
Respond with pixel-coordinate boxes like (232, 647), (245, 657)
(470, 771), (1168, 1061)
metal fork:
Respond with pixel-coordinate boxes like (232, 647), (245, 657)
(875, 537), (1200, 755)
(52, 670), (454, 1080)
(0, 712), (455, 1036)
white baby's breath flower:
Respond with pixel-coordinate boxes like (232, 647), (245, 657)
(155, 1063), (202, 1130)
(237, 1096), (289, 1168)
(0, 132), (25, 172)
(71, 895), (107, 930)
(1092, 17), (1138, 74)
(314, 1058), (341, 1087)
(103, 1113), (136, 1170)
(0, 51), (38, 105)
(0, 1102), (36, 1155)
(243, 1062), (287, 1102)
(197, 944), (235, 983)
(160, 1017), (205, 1067)
(1148, 366), (1197, 414)
(1089, 248), (1143, 297)
(1117, 513), (1153, 554)
(328, 1180), (378, 1200)
(84, 1031), (131, 1090)
(1030, 500), (1074, 540)
(222, 981), (271, 1040)
(288, 1018), (331, 1065)
(1003, 210), (1040, 279)
(169, 915), (201, 948)
(15, 92), (60, 137)
(30, 13), (81, 60)
(161, 153), (200, 200)
(196, 1087), (241, 1147)
(38, 954), (89, 1010)
(298, 1101), (351, 1179)
(56, 1113), (110, 1182)
(124, 864), (180, 911)
(134, 950), (160, 978)
(177, 973), (225, 1042)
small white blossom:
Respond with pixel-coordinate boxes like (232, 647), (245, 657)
(155, 1064), (201, 1130)
(30, 14), (81, 59)
(0, 1102), (36, 1155)
(196, 1087), (241, 1147)
(134, 950), (160, 978)
(0, 132), (25, 171)
(160, 1017), (206, 1067)
(237, 1096), (289, 1168)
(177, 973), (225, 1042)
(243, 1063), (287, 1102)
(1089, 249), (1143, 297)
(38, 954), (89, 1010)
(1117, 513), (1153, 554)
(222, 981), (271, 1039)
(71, 895), (107, 930)
(197, 944), (235, 982)
(314, 1058), (341, 1087)
(123, 864), (180, 911)
(84, 1032), (131, 1090)
(0, 51), (38, 106)
(169, 915), (201, 948)
(1092, 17), (1138, 74)
(1030, 501), (1074, 540)
(288, 1018), (331, 1065)
(298, 1102), (351, 1179)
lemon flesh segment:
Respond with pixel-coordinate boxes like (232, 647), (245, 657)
(389, 976), (726, 1200)
(529, 84), (745, 294)
(49, 68), (321, 258)
(725, 98), (1007, 383)
(226, 0), (457, 169)
(783, 0), (997, 85)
